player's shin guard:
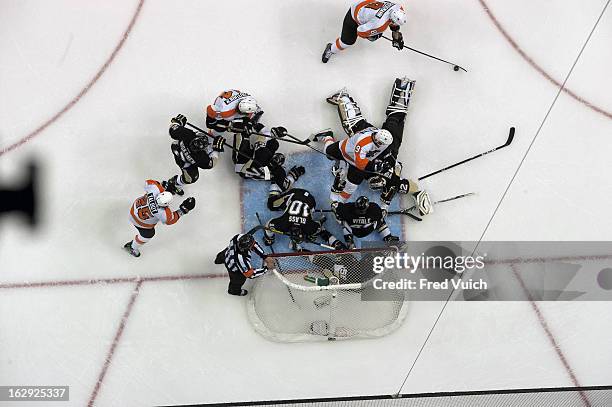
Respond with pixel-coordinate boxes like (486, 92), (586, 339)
(386, 77), (416, 118)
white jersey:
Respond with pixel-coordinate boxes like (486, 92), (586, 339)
(339, 128), (387, 170)
(129, 180), (181, 229)
(351, 1), (404, 38)
(206, 89), (257, 123)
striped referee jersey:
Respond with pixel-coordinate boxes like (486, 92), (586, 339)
(224, 234), (268, 278)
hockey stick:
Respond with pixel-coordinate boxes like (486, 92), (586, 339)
(255, 212), (297, 304)
(389, 192), (476, 216)
(315, 207), (422, 222)
(418, 127), (515, 180)
(185, 122), (269, 170)
(381, 35), (467, 72)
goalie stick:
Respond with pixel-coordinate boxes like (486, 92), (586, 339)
(419, 127), (515, 180)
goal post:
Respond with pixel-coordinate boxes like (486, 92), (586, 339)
(246, 247), (409, 342)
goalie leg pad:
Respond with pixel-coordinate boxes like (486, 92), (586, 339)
(327, 88), (366, 135)
(386, 77), (416, 117)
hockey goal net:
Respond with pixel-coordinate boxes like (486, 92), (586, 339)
(247, 247), (409, 342)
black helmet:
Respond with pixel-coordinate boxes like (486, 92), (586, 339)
(189, 136), (208, 152)
(355, 196), (369, 214)
(237, 234), (255, 251)
(271, 153), (285, 167)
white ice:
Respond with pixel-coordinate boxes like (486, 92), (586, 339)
(0, 0), (611, 406)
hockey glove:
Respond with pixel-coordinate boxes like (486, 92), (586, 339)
(171, 114), (187, 127)
(384, 234), (400, 242)
(270, 126), (288, 139)
(230, 119), (253, 135)
(179, 197), (196, 215)
(367, 33), (383, 42)
(212, 136), (225, 152)
(332, 240), (348, 250)
(344, 234), (355, 250)
(288, 165), (306, 180)
(392, 30), (404, 50)
(263, 233), (275, 246)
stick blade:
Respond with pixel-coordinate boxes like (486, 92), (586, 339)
(505, 127), (516, 146)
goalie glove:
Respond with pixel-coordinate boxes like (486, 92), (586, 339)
(391, 30), (404, 50)
(170, 114), (187, 127)
(413, 190), (434, 216)
(179, 197), (196, 215)
(212, 136), (225, 152)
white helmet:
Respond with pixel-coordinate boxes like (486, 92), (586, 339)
(155, 191), (173, 207)
(373, 129), (393, 146)
(390, 8), (407, 26)
(238, 96), (258, 114)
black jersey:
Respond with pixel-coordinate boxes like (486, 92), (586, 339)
(169, 125), (215, 169)
(266, 189), (321, 240)
(336, 202), (385, 238)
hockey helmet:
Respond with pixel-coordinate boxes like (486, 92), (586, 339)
(355, 196), (370, 214)
(238, 96), (258, 114)
(189, 135), (208, 152)
(373, 129), (393, 146)
(156, 191), (173, 207)
(390, 8), (407, 26)
(237, 233), (255, 251)
(271, 153), (285, 167)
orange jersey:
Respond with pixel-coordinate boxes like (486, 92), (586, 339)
(205, 89), (257, 122)
(339, 128), (387, 170)
(129, 180), (181, 229)
(351, 1), (404, 38)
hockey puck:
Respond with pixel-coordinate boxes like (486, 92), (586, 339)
(453, 65), (459, 71)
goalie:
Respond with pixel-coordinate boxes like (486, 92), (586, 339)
(311, 77), (433, 216)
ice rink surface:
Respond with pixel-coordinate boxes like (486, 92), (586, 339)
(1, 0), (611, 406)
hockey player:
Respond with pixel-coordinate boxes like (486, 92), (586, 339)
(124, 179), (196, 257)
(214, 233), (275, 296)
(322, 0), (407, 63)
(263, 188), (346, 251)
(206, 89), (263, 138)
(162, 114), (224, 196)
(332, 196), (399, 249)
(312, 77), (433, 216)
(205, 89), (289, 180)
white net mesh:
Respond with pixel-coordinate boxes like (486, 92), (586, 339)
(247, 247), (409, 342)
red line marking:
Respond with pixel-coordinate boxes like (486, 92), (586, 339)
(510, 264), (591, 407)
(0, 0), (146, 156)
(0, 273), (226, 290)
(87, 280), (143, 407)
(478, 0), (612, 120)
(1, 253), (609, 291)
